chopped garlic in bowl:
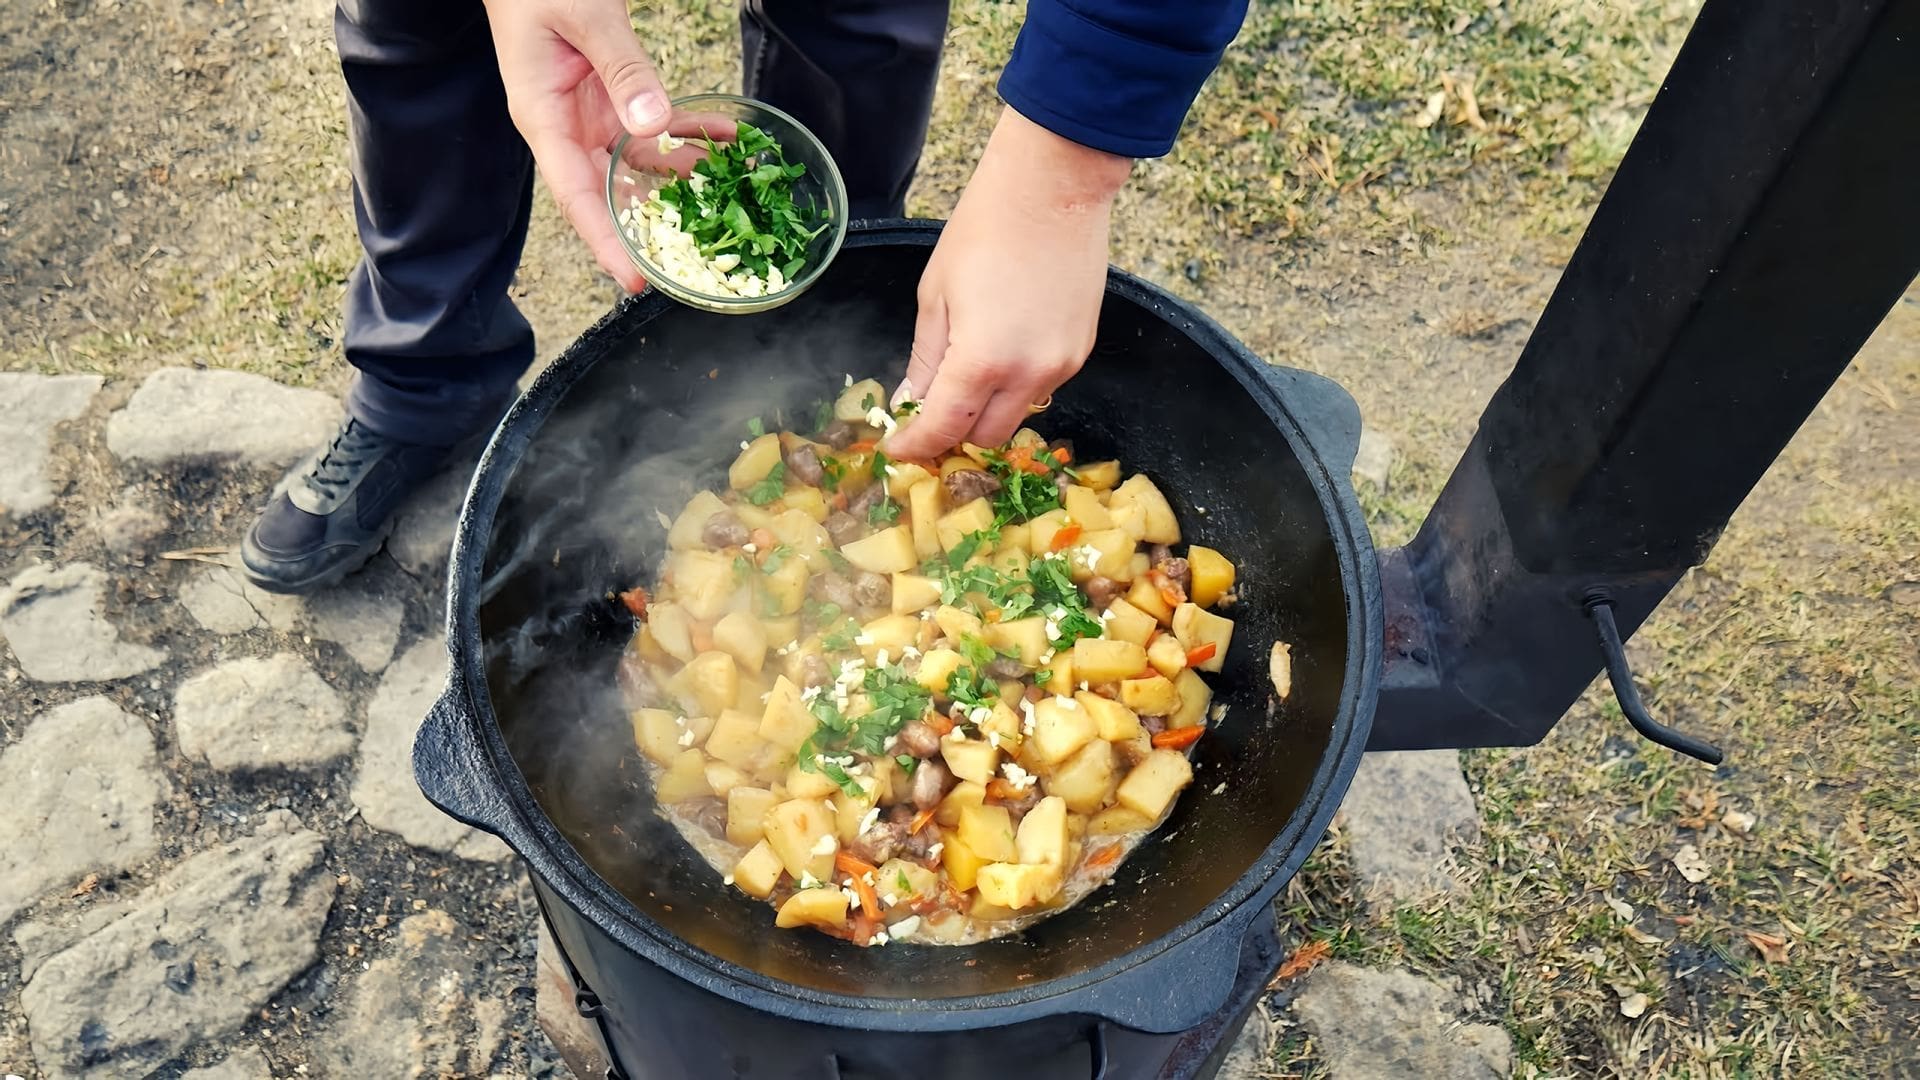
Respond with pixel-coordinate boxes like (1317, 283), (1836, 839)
(618, 192), (792, 300)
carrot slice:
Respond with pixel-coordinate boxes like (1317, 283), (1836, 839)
(1048, 523), (1083, 552)
(1084, 843), (1122, 871)
(846, 439), (878, 453)
(835, 851), (878, 879)
(851, 874), (881, 920)
(1185, 642), (1217, 666)
(750, 527), (776, 551)
(985, 778), (1018, 801)
(617, 586), (649, 619)
(926, 713), (956, 736)
(910, 807), (938, 835)
(1152, 725), (1206, 750)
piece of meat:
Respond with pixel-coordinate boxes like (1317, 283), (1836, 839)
(819, 419), (856, 450)
(1023, 683), (1046, 703)
(783, 442), (825, 486)
(615, 652), (660, 709)
(896, 720), (943, 758)
(702, 511), (750, 549)
(799, 653), (830, 689)
(852, 571), (891, 610)
(846, 483), (887, 517)
(1157, 557), (1191, 592)
(684, 797), (728, 839)
(1148, 543), (1174, 565)
(985, 655), (1026, 680)
(809, 572), (859, 611)
(911, 759), (955, 810)
(1141, 714), (1168, 735)
(885, 806), (941, 860)
(847, 822), (904, 865)
(943, 468), (1002, 504)
(1083, 575), (1123, 610)
(824, 511), (866, 548)
(992, 786), (1042, 822)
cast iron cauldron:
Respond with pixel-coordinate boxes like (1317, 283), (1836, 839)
(413, 222), (1384, 1079)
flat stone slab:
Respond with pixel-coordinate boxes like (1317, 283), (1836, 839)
(173, 653), (354, 771)
(176, 564), (302, 635)
(15, 812), (337, 1080)
(317, 910), (510, 1077)
(0, 697), (165, 923)
(104, 367), (340, 467)
(350, 637), (512, 861)
(0, 563), (167, 682)
(180, 1048), (272, 1079)
(1352, 426), (1397, 490)
(1291, 963), (1511, 1079)
(386, 464), (472, 582)
(306, 586), (405, 672)
(1340, 750), (1481, 900)
(0, 372), (101, 516)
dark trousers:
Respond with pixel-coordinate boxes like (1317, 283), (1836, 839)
(337, 0), (948, 446)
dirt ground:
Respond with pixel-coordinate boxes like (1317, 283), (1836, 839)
(2, 0), (1915, 1076)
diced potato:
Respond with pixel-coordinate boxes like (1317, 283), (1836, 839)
(656, 749), (711, 803)
(998, 522), (1031, 556)
(1075, 693), (1141, 742)
(1171, 603), (1233, 673)
(936, 780), (987, 827)
(712, 611), (767, 674)
(726, 787), (779, 846)
(986, 616), (1049, 667)
(778, 485), (829, 522)
(858, 614), (921, 663)
(1187, 545), (1236, 607)
(1045, 741), (1114, 814)
(908, 480), (945, 560)
(975, 862), (1064, 909)
(1118, 729), (1152, 766)
(1061, 485), (1112, 530)
(989, 547), (1027, 577)
(877, 859), (940, 907)
(776, 886), (851, 929)
(765, 798), (837, 882)
(1147, 634), (1188, 678)
(1108, 474), (1179, 544)
(915, 648), (964, 695)
(729, 433), (784, 491)
(705, 708), (770, 770)
(1120, 674), (1181, 717)
(958, 804), (1019, 863)
(631, 626), (671, 669)
(943, 738), (1001, 787)
(968, 897), (1025, 923)
(760, 556), (809, 616)
(785, 762), (843, 801)
(632, 708), (715, 765)
(936, 498), (997, 553)
(667, 651), (739, 717)
(732, 502), (776, 530)
(940, 831), (986, 891)
(1126, 577), (1175, 624)
(1101, 598), (1157, 646)
(833, 785), (881, 843)
(1015, 796), (1070, 865)
(1073, 638), (1149, 683)
(1073, 528), (1137, 583)
(841, 526), (918, 574)
(732, 840), (785, 899)
(891, 573), (942, 616)
(648, 602), (697, 663)
(1031, 697), (1098, 764)
(1025, 509), (1073, 555)
(1066, 812), (1089, 839)
(667, 550), (739, 621)
(704, 761), (751, 799)
(934, 605), (985, 643)
(1109, 499), (1150, 542)
(1170, 667), (1213, 730)
(980, 701), (1024, 753)
(1115, 749), (1194, 821)
(1088, 805), (1154, 836)
(762, 615), (800, 648)
(835, 378), (887, 422)
(668, 490), (729, 551)
(757, 676), (813, 751)
(1076, 460), (1122, 492)
(768, 509), (831, 559)
(1042, 652), (1074, 691)
(886, 461), (933, 492)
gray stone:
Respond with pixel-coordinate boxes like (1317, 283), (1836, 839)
(104, 367), (340, 467)
(16, 812), (336, 1080)
(173, 653), (353, 771)
(0, 698), (164, 923)
(386, 464), (473, 581)
(0, 373), (101, 516)
(350, 638), (512, 861)
(318, 910), (511, 1078)
(1352, 426), (1396, 490)
(0, 563), (167, 682)
(177, 564), (303, 635)
(1291, 963), (1511, 1080)
(1340, 750), (1480, 901)
(181, 1048), (272, 1079)
(307, 587), (405, 672)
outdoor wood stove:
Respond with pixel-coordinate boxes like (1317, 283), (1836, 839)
(410, 0), (1918, 1076)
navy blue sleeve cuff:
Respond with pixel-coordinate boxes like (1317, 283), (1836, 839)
(997, 0), (1248, 159)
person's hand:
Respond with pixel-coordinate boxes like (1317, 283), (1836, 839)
(482, 0), (674, 293)
(883, 107), (1131, 461)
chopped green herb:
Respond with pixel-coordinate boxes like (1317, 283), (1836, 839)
(824, 548), (852, 572)
(797, 662), (932, 772)
(990, 468), (1063, 526)
(895, 399), (922, 416)
(870, 449), (890, 481)
(652, 122), (827, 281)
(895, 869), (913, 893)
(806, 599), (844, 626)
(867, 497), (901, 526)
(821, 617), (863, 653)
(761, 543), (795, 573)
(746, 417), (766, 438)
(1030, 555), (1105, 646)
(745, 461), (787, 506)
(732, 554), (755, 583)
(819, 758), (868, 799)
(820, 455), (845, 493)
(895, 754), (918, 774)
(861, 392), (878, 411)
(1034, 668), (1054, 687)
(958, 635), (998, 670)
(812, 400), (835, 434)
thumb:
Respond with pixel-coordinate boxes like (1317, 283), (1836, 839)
(567, 3), (671, 138)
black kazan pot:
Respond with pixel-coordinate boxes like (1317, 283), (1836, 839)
(413, 222), (1385, 1079)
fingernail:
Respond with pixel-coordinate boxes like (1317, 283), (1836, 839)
(628, 94), (669, 133)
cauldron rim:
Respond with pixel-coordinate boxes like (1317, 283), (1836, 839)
(423, 220), (1384, 1032)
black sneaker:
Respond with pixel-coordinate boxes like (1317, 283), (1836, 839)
(240, 417), (456, 594)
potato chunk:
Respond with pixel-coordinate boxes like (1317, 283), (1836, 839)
(940, 832), (986, 891)
(1044, 742), (1114, 814)
(935, 780), (987, 827)
(835, 378), (887, 422)
(958, 804), (1019, 863)
(942, 738), (1001, 787)
(667, 551), (738, 621)
(891, 572), (942, 615)
(1170, 667), (1213, 730)
(757, 675), (815, 751)
(975, 862), (1064, 909)
(914, 648), (964, 695)
(729, 433), (785, 491)
(908, 480), (945, 560)
(1146, 634), (1188, 678)
(712, 611), (767, 673)
(732, 840), (785, 899)
(1126, 577), (1175, 625)
(936, 498), (997, 553)
(765, 798), (837, 882)
(1119, 674), (1181, 717)
(668, 490), (729, 551)
(656, 749), (711, 804)
(1115, 749), (1194, 821)
(776, 886), (851, 929)
(1072, 638), (1149, 683)
(1101, 598), (1157, 647)
(1031, 697), (1097, 764)
(985, 616), (1050, 668)
(631, 708), (714, 766)
(1061, 485), (1112, 530)
(1087, 805), (1154, 836)
(1074, 692), (1141, 742)
(1015, 795), (1070, 866)
(841, 526), (918, 574)
(726, 787), (779, 846)
(1107, 474), (1179, 544)
(1187, 545), (1236, 607)
(1171, 603), (1233, 673)
(648, 602), (697, 663)
(705, 708), (771, 771)
(667, 651), (739, 717)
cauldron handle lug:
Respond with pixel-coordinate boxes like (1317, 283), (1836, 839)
(412, 683), (524, 850)
(1251, 365), (1364, 476)
(1067, 904), (1264, 1035)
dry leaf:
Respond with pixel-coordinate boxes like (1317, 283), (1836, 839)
(1269, 642), (1293, 700)
(1414, 91), (1447, 129)
(1605, 895), (1634, 922)
(1744, 930), (1790, 964)
(1672, 844), (1711, 883)
(1676, 789), (1721, 829)
(1625, 925), (1666, 947)
(1619, 991), (1650, 1019)
(1268, 938), (1332, 987)
(70, 873), (99, 897)
(1721, 808), (1757, 834)
(1255, 106), (1282, 129)
(1455, 78), (1488, 130)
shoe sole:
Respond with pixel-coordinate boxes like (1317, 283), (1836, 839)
(241, 516), (396, 596)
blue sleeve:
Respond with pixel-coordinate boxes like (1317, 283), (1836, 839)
(997, 0), (1250, 159)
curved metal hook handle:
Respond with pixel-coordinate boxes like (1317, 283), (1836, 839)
(1585, 592), (1724, 765)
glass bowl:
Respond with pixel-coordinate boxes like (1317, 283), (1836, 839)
(605, 94), (848, 314)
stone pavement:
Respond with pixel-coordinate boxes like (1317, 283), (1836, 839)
(0, 369), (1498, 1078)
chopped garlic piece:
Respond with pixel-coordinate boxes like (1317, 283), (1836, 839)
(811, 833), (838, 856)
